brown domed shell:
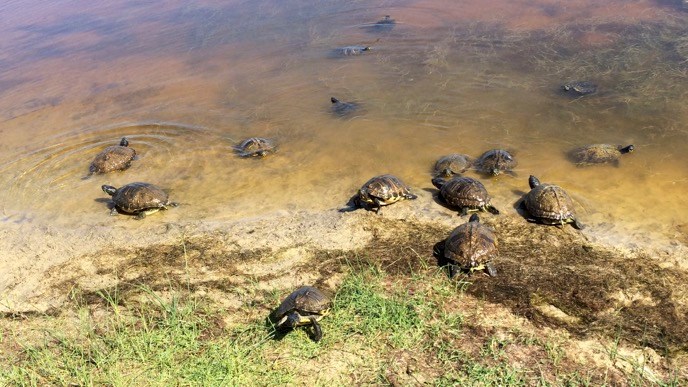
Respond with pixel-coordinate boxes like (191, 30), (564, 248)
(569, 144), (634, 165)
(357, 174), (417, 212)
(235, 137), (276, 157)
(444, 214), (498, 276)
(431, 176), (499, 215)
(475, 149), (517, 176)
(521, 176), (582, 229)
(433, 154), (473, 177)
(89, 137), (136, 175)
(103, 182), (173, 215)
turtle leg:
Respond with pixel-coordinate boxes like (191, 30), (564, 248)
(486, 205), (500, 215)
(405, 193), (418, 200)
(571, 218), (584, 230)
(485, 262), (498, 277)
(308, 316), (323, 342)
(447, 264), (459, 278)
(109, 207), (119, 216)
(459, 207), (469, 216)
(135, 212), (147, 220)
(373, 199), (383, 214)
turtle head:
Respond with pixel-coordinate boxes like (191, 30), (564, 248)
(101, 185), (117, 196)
(528, 175), (540, 189)
(119, 137), (129, 147)
(620, 145), (634, 154)
(469, 213), (480, 223)
(363, 46), (371, 51)
(277, 311), (301, 330)
(431, 176), (446, 190)
(491, 168), (501, 176)
(331, 97), (340, 104)
(357, 188), (372, 205)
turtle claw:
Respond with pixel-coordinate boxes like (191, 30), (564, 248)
(485, 262), (498, 277)
(109, 208), (119, 216)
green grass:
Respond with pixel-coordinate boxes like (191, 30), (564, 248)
(1, 263), (683, 386)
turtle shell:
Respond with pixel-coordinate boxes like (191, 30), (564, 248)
(105, 182), (172, 214)
(444, 214), (498, 276)
(561, 81), (597, 96)
(432, 176), (499, 215)
(330, 97), (360, 117)
(433, 154), (473, 177)
(274, 286), (331, 325)
(333, 45), (371, 57)
(475, 149), (517, 176)
(569, 144), (634, 165)
(522, 176), (582, 229)
(235, 137), (276, 157)
(89, 137), (136, 174)
(357, 174), (417, 212)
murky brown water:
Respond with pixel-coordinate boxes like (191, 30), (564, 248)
(1, 0), (687, 251)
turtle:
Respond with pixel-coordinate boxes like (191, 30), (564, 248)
(432, 176), (500, 215)
(568, 144), (634, 166)
(367, 15), (396, 32)
(101, 182), (177, 219)
(234, 137), (276, 157)
(435, 213), (498, 277)
(330, 97), (360, 117)
(433, 154), (474, 177)
(332, 45), (372, 57)
(474, 149), (517, 176)
(518, 175), (583, 229)
(354, 174), (417, 213)
(561, 81), (597, 96)
(87, 137), (136, 176)
(273, 286), (331, 342)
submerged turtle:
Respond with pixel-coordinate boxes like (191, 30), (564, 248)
(330, 97), (360, 117)
(475, 149), (517, 176)
(367, 15), (396, 32)
(436, 213), (498, 277)
(273, 286), (331, 342)
(518, 175), (583, 229)
(569, 144), (634, 166)
(432, 176), (499, 215)
(561, 81), (597, 96)
(332, 45), (372, 57)
(353, 174), (417, 213)
(102, 182), (177, 219)
(433, 154), (473, 177)
(235, 137), (276, 157)
(88, 137), (136, 176)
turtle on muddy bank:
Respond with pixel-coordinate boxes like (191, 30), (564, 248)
(86, 137), (136, 177)
(431, 176), (499, 215)
(101, 182), (177, 219)
(433, 213), (499, 278)
(518, 175), (583, 230)
(272, 286), (331, 342)
(341, 174), (417, 214)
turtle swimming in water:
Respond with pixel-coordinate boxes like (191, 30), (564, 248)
(432, 176), (499, 215)
(433, 154), (473, 177)
(101, 182), (177, 219)
(330, 97), (360, 117)
(435, 213), (498, 277)
(561, 81), (597, 96)
(234, 137), (276, 157)
(474, 149), (517, 176)
(273, 286), (331, 342)
(87, 137), (136, 177)
(347, 174), (417, 213)
(518, 175), (583, 229)
(568, 144), (634, 166)
(332, 45), (372, 57)
(364, 15), (396, 32)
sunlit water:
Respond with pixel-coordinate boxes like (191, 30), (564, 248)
(1, 0), (687, 252)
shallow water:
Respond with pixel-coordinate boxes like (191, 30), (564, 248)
(1, 0), (687, 252)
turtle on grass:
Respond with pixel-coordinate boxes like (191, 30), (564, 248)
(87, 137), (136, 177)
(273, 286), (331, 342)
(434, 214), (498, 277)
(568, 144), (634, 166)
(101, 182), (177, 219)
(234, 137), (276, 157)
(432, 176), (499, 215)
(518, 175), (583, 229)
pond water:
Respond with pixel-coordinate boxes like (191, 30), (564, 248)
(1, 0), (687, 252)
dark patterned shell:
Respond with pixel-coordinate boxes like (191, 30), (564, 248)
(433, 154), (473, 177)
(235, 137), (276, 157)
(434, 177), (492, 210)
(110, 182), (170, 214)
(275, 286), (331, 320)
(359, 174), (415, 206)
(569, 144), (632, 165)
(89, 139), (136, 174)
(475, 149), (517, 176)
(524, 182), (577, 224)
(444, 217), (498, 270)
